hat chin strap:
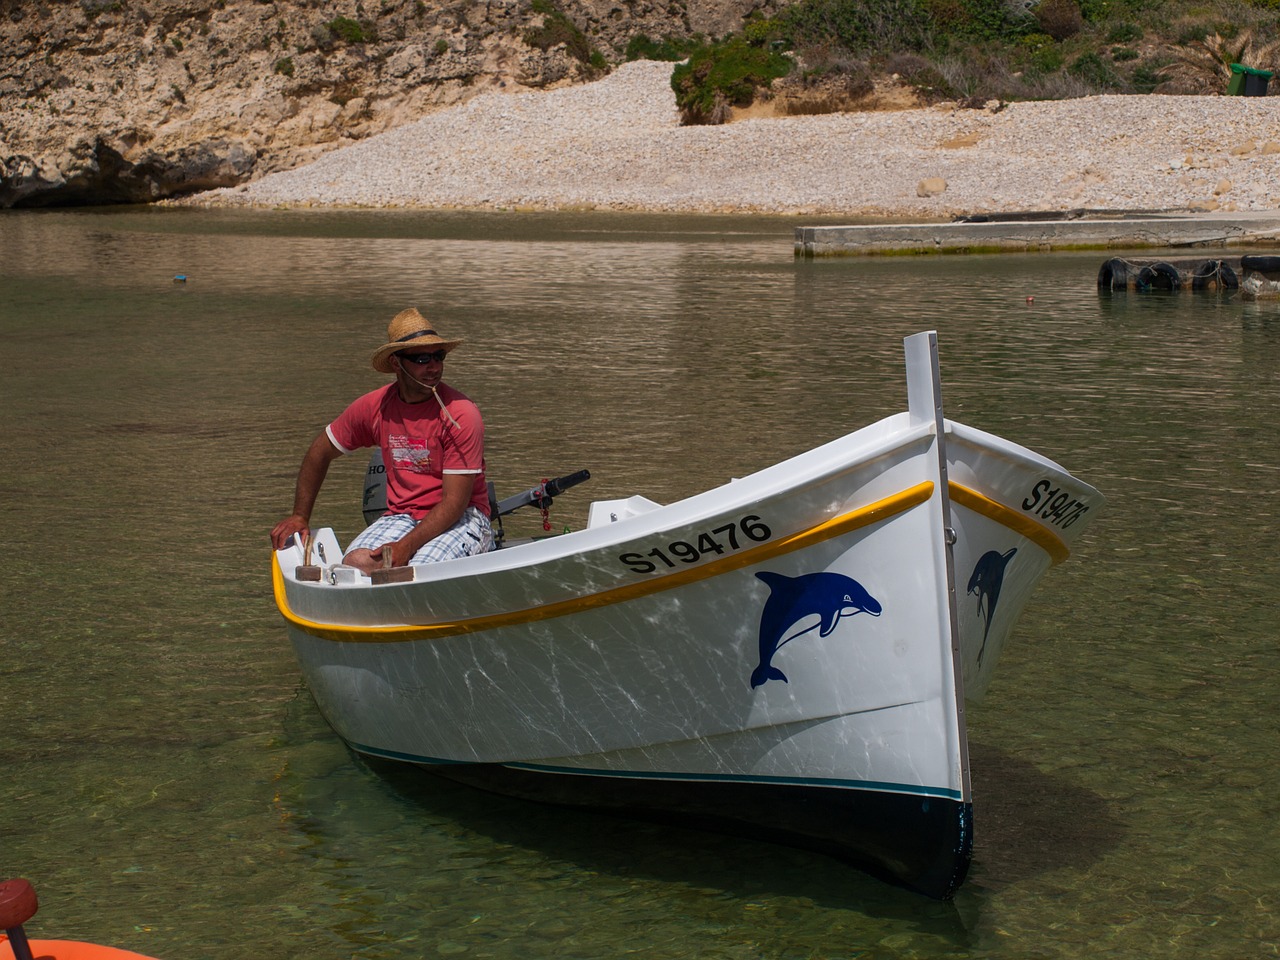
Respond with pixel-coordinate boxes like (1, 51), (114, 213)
(398, 364), (463, 430)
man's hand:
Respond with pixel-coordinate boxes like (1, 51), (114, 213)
(343, 538), (412, 573)
(373, 538), (415, 568)
(271, 514), (310, 550)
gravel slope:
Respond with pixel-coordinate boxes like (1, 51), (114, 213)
(189, 59), (1280, 217)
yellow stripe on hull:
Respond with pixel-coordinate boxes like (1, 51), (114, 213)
(947, 483), (1070, 565)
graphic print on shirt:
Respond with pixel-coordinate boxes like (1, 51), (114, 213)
(388, 435), (434, 474)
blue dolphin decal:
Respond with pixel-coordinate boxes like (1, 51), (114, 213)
(967, 548), (1017, 664)
(750, 571), (882, 688)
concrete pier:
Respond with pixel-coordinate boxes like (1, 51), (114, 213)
(794, 210), (1280, 257)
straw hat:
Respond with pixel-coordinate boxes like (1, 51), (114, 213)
(371, 308), (463, 373)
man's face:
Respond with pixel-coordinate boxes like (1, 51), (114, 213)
(394, 349), (446, 389)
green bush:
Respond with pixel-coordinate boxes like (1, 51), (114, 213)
(773, 0), (933, 53)
(920, 0), (970, 30)
(1068, 50), (1121, 87)
(274, 56), (295, 76)
(325, 17), (371, 44)
(1077, 0), (1156, 20)
(625, 33), (701, 61)
(887, 51), (957, 97)
(658, 0), (1280, 119)
(1130, 62), (1169, 91)
(1014, 32), (1066, 73)
(81, 0), (124, 20)
(524, 0), (600, 65)
(1035, 0), (1085, 40)
(949, 0), (1036, 43)
(1107, 22), (1144, 42)
(671, 36), (792, 123)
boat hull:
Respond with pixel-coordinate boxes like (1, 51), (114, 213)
(384, 756), (973, 900)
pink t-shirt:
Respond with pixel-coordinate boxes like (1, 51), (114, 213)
(326, 382), (489, 519)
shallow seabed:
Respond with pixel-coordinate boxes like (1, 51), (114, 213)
(1, 207), (1277, 959)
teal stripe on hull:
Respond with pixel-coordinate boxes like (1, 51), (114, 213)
(347, 740), (965, 801)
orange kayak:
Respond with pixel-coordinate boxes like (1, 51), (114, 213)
(2, 879), (160, 960)
(1, 938), (160, 960)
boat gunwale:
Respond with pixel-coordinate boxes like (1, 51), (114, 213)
(949, 483), (1071, 564)
(276, 476), (1073, 643)
(282, 409), (1093, 600)
(277, 480), (938, 641)
(301, 414), (938, 587)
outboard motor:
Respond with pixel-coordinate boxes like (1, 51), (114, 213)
(362, 447), (388, 526)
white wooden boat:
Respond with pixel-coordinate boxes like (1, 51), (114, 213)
(271, 332), (1102, 898)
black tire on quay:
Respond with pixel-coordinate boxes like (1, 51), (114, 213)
(1191, 260), (1239, 290)
(1136, 262), (1182, 291)
(1240, 255), (1280, 280)
(1097, 258), (1130, 290)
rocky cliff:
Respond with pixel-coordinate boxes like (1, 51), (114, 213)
(0, 0), (772, 207)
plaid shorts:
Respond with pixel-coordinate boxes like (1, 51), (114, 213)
(347, 506), (494, 564)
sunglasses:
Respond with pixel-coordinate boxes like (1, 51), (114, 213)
(398, 349), (447, 365)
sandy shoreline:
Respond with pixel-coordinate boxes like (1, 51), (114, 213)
(185, 60), (1280, 218)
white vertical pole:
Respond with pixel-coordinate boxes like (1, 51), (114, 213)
(903, 331), (972, 801)
(905, 330), (940, 428)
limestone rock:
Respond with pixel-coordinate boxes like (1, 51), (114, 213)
(917, 177), (947, 198)
(0, 134), (256, 206)
(1242, 273), (1280, 300)
(0, 0), (784, 207)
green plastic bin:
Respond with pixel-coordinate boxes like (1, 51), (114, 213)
(1228, 63), (1273, 96)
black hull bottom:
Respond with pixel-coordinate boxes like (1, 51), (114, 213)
(371, 755), (973, 900)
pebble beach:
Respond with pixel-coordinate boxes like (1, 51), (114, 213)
(190, 59), (1280, 217)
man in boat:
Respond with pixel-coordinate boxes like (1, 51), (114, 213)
(269, 307), (494, 572)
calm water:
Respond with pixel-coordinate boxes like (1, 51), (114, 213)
(1, 207), (1278, 959)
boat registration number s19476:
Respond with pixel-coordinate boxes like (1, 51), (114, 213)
(1022, 478), (1091, 529)
(618, 515), (773, 574)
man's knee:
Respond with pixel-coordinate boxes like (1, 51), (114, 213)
(343, 548), (380, 573)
